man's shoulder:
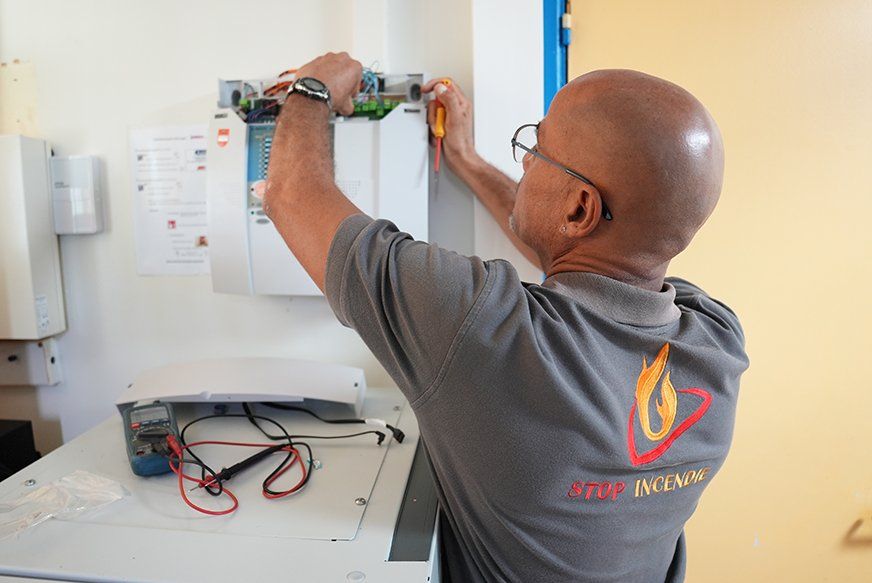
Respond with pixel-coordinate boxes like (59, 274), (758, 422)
(666, 276), (746, 346)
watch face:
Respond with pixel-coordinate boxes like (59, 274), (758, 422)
(301, 77), (327, 92)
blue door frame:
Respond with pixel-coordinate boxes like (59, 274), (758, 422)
(543, 0), (570, 114)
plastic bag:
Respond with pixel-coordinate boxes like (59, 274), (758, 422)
(0, 470), (128, 539)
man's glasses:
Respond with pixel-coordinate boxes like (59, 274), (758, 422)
(511, 123), (613, 221)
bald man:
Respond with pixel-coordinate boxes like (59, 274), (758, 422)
(265, 53), (748, 583)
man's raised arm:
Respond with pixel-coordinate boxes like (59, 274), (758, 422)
(263, 52), (364, 292)
(422, 79), (542, 269)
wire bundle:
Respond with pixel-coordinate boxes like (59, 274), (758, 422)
(356, 67), (381, 104)
(166, 436), (307, 515)
(245, 101), (281, 123)
(243, 68), (298, 123)
(163, 404), (397, 516)
(263, 68), (298, 98)
(164, 411), (312, 515)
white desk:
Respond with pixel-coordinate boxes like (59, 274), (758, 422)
(0, 387), (438, 583)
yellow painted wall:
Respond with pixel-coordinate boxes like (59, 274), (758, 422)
(569, 1), (872, 581)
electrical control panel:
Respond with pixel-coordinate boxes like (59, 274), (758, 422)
(207, 73), (429, 296)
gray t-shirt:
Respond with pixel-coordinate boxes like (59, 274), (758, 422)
(325, 215), (749, 583)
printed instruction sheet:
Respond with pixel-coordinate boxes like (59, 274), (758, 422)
(130, 125), (209, 275)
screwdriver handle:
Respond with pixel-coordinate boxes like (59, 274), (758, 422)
(433, 78), (451, 139)
(434, 106), (446, 139)
(433, 79), (452, 176)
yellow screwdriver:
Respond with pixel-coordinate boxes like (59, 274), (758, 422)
(433, 79), (451, 196)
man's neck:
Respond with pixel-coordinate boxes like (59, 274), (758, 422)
(545, 255), (669, 292)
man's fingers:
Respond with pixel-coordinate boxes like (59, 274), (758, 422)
(427, 79), (467, 102)
(337, 96), (355, 117)
(422, 77), (453, 94)
(435, 85), (462, 111)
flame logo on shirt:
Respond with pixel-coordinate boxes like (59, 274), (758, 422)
(635, 343), (678, 441)
(627, 343), (712, 466)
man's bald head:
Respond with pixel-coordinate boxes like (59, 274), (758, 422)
(512, 69), (724, 286)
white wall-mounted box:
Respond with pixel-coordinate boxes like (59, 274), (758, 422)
(50, 155), (104, 234)
(207, 75), (430, 296)
(0, 135), (66, 340)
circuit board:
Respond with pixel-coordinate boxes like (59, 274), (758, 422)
(218, 72), (424, 125)
(247, 123), (274, 212)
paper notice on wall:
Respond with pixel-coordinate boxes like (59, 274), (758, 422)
(130, 125), (210, 275)
(0, 60), (39, 136)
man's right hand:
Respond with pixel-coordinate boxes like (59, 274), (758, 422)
(293, 52), (362, 117)
(423, 78), (476, 171)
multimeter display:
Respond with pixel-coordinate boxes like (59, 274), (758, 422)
(130, 406), (170, 424)
(122, 402), (179, 477)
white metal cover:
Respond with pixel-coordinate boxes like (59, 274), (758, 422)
(0, 135), (66, 340)
(116, 358), (367, 417)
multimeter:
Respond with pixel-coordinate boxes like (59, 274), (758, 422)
(122, 402), (179, 476)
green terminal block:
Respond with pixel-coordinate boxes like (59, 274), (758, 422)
(352, 99), (400, 120)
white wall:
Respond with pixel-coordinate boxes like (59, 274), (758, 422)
(472, 0), (543, 281)
(0, 0), (546, 453)
(0, 0), (542, 453)
(0, 0), (489, 452)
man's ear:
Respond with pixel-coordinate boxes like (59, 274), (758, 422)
(562, 184), (603, 237)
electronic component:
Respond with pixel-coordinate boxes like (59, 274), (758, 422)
(122, 402), (179, 476)
(208, 71), (429, 296)
(50, 155), (104, 234)
(216, 70), (424, 124)
(246, 123), (273, 212)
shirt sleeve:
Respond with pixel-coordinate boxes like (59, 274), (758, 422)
(325, 214), (495, 406)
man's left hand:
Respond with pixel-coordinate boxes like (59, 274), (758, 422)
(294, 52), (363, 116)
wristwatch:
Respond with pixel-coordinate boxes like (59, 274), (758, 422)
(287, 77), (332, 110)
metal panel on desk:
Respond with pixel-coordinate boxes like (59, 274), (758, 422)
(0, 387), (437, 583)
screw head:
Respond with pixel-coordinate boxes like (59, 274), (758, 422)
(23, 479), (36, 487)
(312, 459), (322, 470)
(354, 497), (367, 506)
